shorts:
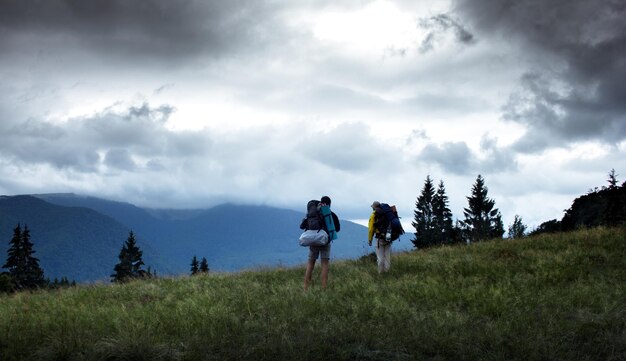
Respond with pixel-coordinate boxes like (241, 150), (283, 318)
(308, 243), (331, 260)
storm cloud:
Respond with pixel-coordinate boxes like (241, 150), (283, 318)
(452, 0), (626, 150)
(419, 136), (516, 175)
(0, 0), (288, 64)
(0, 0), (624, 227)
(419, 14), (476, 53)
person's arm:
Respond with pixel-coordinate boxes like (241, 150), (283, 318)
(367, 212), (375, 245)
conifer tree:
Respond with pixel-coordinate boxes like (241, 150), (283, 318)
(21, 225), (45, 289)
(604, 169), (623, 226)
(190, 256), (199, 275)
(111, 231), (146, 283)
(433, 180), (454, 244)
(2, 224), (45, 290)
(199, 257), (209, 273)
(607, 169), (618, 189)
(2, 224), (24, 290)
(461, 175), (505, 242)
(412, 175), (438, 248)
(508, 215), (527, 239)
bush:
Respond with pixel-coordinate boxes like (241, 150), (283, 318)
(0, 273), (13, 293)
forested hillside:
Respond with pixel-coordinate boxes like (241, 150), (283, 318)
(0, 195), (167, 282)
(1, 195), (371, 282)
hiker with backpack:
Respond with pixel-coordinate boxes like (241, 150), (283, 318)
(367, 201), (404, 273)
(299, 196), (340, 290)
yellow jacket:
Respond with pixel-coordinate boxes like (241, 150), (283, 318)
(367, 211), (377, 242)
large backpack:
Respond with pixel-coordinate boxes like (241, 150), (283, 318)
(379, 203), (405, 241)
(304, 200), (325, 231)
(299, 200), (329, 247)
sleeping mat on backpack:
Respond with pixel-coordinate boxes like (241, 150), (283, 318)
(320, 205), (338, 241)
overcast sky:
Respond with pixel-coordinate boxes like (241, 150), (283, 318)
(1, 0), (624, 230)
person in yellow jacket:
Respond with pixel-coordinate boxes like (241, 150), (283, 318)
(367, 201), (391, 273)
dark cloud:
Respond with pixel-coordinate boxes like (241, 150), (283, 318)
(420, 141), (473, 175)
(104, 149), (136, 171)
(419, 137), (518, 175)
(479, 135), (518, 172)
(453, 0), (626, 151)
(418, 14), (476, 53)
(0, 0), (286, 65)
(0, 102), (208, 172)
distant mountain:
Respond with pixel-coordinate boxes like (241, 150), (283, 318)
(10, 194), (392, 281)
(0, 195), (167, 282)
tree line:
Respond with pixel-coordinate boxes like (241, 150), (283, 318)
(110, 231), (210, 282)
(2, 226), (211, 293)
(530, 169), (626, 234)
(0, 224), (73, 293)
(3, 169), (623, 291)
(410, 170), (625, 248)
(411, 174), (505, 248)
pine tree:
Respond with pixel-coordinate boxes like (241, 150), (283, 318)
(412, 175), (438, 248)
(433, 180), (454, 245)
(508, 215), (527, 239)
(199, 257), (209, 273)
(190, 256), (199, 275)
(21, 225), (45, 289)
(607, 169), (618, 189)
(604, 169), (622, 226)
(461, 175), (505, 242)
(2, 224), (45, 290)
(2, 224), (24, 290)
(111, 231), (146, 283)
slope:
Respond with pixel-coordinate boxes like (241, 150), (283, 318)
(0, 195), (168, 282)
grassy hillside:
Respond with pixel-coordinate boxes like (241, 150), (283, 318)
(1, 227), (624, 361)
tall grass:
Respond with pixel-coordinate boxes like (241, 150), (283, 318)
(1, 227), (624, 360)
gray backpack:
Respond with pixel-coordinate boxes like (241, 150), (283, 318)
(304, 200), (325, 231)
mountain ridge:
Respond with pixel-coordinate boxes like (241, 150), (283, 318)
(1, 194), (387, 282)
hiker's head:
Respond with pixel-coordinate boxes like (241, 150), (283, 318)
(321, 196), (331, 206)
(371, 201), (380, 210)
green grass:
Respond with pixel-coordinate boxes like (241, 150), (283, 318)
(1, 227), (624, 360)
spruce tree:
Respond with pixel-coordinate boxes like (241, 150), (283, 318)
(433, 180), (454, 244)
(412, 175), (438, 248)
(508, 215), (527, 239)
(2, 224), (45, 290)
(111, 231), (146, 283)
(199, 257), (209, 273)
(461, 175), (505, 242)
(21, 225), (45, 289)
(190, 256), (199, 275)
(2, 224), (24, 290)
(607, 169), (618, 189)
(604, 169), (623, 226)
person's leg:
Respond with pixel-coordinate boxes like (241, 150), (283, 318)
(383, 243), (391, 272)
(320, 259), (329, 289)
(375, 239), (384, 273)
(305, 246), (319, 291)
(319, 243), (330, 289)
(304, 258), (316, 291)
